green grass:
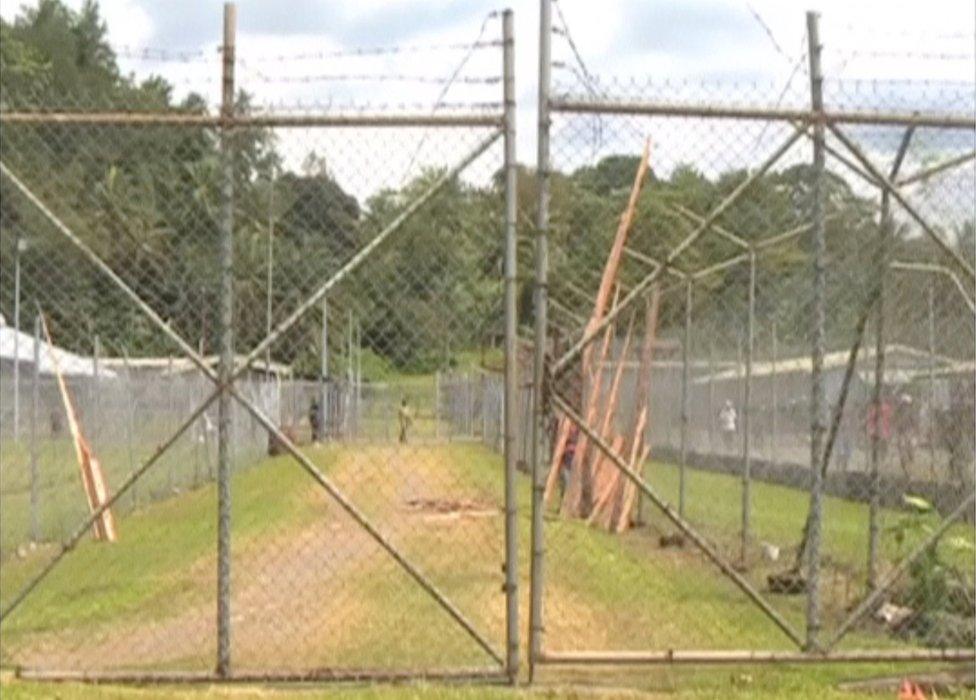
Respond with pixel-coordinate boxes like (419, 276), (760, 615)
(2, 670), (947, 700)
(646, 459), (975, 582)
(0, 434), (239, 558)
(0, 442), (970, 698)
(0, 450), (334, 639)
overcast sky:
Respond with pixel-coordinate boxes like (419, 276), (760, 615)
(2, 0), (973, 201)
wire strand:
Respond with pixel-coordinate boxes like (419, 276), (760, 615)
(399, 11), (501, 183)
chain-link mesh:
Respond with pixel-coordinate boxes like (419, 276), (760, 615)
(1, 0), (973, 688)
(532, 12), (974, 668)
(0, 6), (518, 680)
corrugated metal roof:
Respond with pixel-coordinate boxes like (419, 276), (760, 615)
(691, 344), (966, 385)
(99, 355), (293, 377)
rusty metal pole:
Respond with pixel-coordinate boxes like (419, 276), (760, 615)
(805, 10), (826, 651)
(30, 315), (40, 543)
(528, 0), (551, 680)
(679, 278), (692, 517)
(771, 319), (779, 467)
(741, 251), (756, 564)
(216, 2), (236, 677)
(501, 8), (519, 682)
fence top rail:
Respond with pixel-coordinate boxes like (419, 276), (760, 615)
(0, 111), (504, 128)
(548, 99), (976, 129)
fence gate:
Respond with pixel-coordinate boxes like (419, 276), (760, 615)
(0, 5), (520, 683)
(528, 0), (974, 677)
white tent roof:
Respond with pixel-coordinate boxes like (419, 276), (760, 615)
(0, 321), (117, 379)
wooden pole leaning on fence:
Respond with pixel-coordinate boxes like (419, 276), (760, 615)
(39, 313), (117, 542)
(543, 138), (656, 531)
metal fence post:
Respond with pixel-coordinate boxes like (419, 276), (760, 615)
(30, 314), (40, 543)
(320, 297), (328, 442)
(805, 10), (826, 651)
(501, 8), (519, 682)
(92, 335), (100, 439)
(482, 372), (488, 440)
(434, 369), (441, 440)
(679, 278), (691, 517)
(13, 231), (22, 441)
(771, 319), (778, 466)
(266, 169), (275, 376)
(347, 309), (353, 438)
(708, 339), (715, 454)
(216, 1), (236, 677)
(528, 0), (551, 680)
(868, 245), (888, 589)
(122, 347), (139, 498)
(926, 279), (936, 475)
(356, 317), (362, 438)
(741, 251), (755, 563)
(168, 355), (176, 489)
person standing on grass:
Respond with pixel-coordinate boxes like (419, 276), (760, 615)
(558, 423), (579, 504)
(718, 399), (738, 453)
(397, 396), (413, 444)
(309, 398), (322, 443)
(834, 403), (854, 472)
(866, 393), (892, 466)
(893, 392), (917, 476)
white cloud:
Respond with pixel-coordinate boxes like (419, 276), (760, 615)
(3, 0), (973, 201)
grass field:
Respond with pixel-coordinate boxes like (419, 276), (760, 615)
(0, 370), (497, 557)
(0, 440), (971, 698)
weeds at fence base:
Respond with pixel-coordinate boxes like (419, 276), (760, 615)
(768, 572), (807, 595)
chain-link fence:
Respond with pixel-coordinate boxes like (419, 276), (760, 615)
(1, 0), (973, 690)
(0, 5), (521, 682)
(528, 0), (974, 674)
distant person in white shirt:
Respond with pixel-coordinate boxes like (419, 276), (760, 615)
(718, 399), (738, 452)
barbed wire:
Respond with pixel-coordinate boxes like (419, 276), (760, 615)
(743, 2), (792, 64)
(843, 50), (975, 61)
(835, 24), (974, 40)
(751, 36), (808, 156)
(248, 99), (503, 114)
(239, 40), (502, 64)
(551, 0), (606, 159)
(830, 48), (975, 79)
(242, 72), (500, 86)
(399, 11), (501, 184)
(551, 2), (601, 99)
(111, 46), (212, 63)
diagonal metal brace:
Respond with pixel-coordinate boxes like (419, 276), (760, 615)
(824, 493), (976, 651)
(549, 391), (806, 649)
(827, 123), (976, 283)
(219, 381), (507, 666)
(552, 127), (804, 378)
(0, 130), (507, 663)
(233, 129), (502, 377)
(0, 392), (218, 623)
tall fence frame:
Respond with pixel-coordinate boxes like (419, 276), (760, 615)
(0, 0), (973, 688)
(528, 0), (975, 675)
(0, 3), (521, 684)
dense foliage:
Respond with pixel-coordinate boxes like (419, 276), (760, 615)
(1, 0), (973, 378)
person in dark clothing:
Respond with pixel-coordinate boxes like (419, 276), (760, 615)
(309, 398), (322, 443)
(397, 397), (414, 444)
(559, 424), (579, 502)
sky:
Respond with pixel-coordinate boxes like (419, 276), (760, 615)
(1, 0), (973, 203)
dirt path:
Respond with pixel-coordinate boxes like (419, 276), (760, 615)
(13, 444), (505, 671)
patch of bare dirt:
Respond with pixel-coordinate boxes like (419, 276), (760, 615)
(12, 444), (503, 671)
(402, 497), (499, 521)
